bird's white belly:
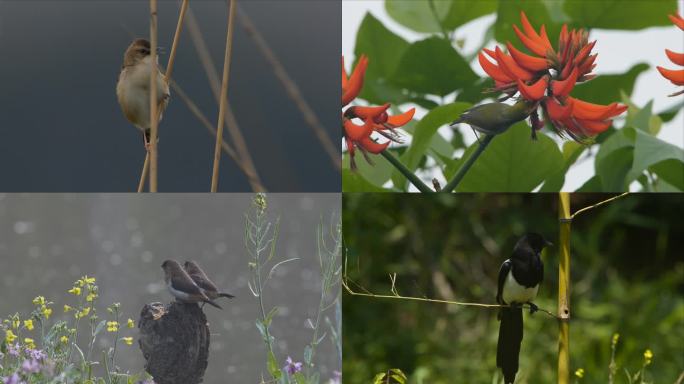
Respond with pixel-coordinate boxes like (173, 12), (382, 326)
(167, 282), (193, 302)
(502, 272), (539, 304)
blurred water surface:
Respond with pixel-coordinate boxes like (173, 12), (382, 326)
(0, 193), (341, 383)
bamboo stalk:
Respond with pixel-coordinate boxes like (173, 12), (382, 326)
(558, 193), (571, 384)
(210, 0), (237, 192)
(149, 0), (159, 192)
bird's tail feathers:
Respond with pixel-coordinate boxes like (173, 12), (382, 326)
(497, 306), (523, 384)
(204, 299), (223, 310)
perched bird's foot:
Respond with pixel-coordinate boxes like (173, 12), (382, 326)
(528, 302), (538, 314)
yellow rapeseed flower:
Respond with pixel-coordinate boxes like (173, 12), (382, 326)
(64, 305), (73, 312)
(644, 349), (653, 365)
(106, 321), (119, 332)
(68, 287), (82, 296)
(60, 335), (69, 344)
(82, 275), (96, 285)
(11, 318), (20, 329)
(612, 333), (620, 346)
(5, 330), (17, 344)
(76, 307), (90, 319)
(122, 337), (133, 346)
(23, 319), (34, 331)
(127, 319), (135, 328)
(32, 296), (46, 306)
(24, 337), (35, 349)
(86, 292), (98, 302)
(42, 306), (52, 320)
(574, 368), (585, 378)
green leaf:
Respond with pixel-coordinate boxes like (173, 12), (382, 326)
(267, 350), (281, 379)
(385, 0), (451, 33)
(373, 369), (408, 384)
(623, 96), (662, 135)
(454, 124), (564, 192)
(576, 175), (603, 192)
(658, 100), (684, 122)
(652, 159), (684, 191)
(539, 141), (586, 192)
(354, 13), (410, 104)
(264, 307), (279, 327)
(627, 127), (684, 183)
(495, 0), (562, 47)
(572, 63), (649, 105)
(392, 103), (470, 188)
(594, 128), (635, 191)
(443, 1), (498, 30)
(596, 147), (634, 191)
(564, 0), (677, 30)
(342, 169), (388, 192)
(389, 37), (478, 96)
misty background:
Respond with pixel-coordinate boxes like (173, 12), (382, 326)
(0, 193), (341, 382)
(0, 1), (341, 192)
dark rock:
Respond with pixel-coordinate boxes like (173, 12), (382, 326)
(138, 301), (210, 384)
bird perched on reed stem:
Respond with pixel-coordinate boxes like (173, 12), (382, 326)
(116, 38), (170, 149)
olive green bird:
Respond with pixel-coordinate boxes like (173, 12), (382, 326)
(451, 100), (537, 137)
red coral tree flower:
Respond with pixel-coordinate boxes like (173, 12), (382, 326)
(342, 55), (415, 169)
(656, 13), (684, 96)
(478, 11), (627, 142)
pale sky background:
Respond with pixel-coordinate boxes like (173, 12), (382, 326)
(343, 0), (684, 191)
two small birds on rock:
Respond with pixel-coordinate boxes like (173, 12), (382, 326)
(161, 260), (234, 310)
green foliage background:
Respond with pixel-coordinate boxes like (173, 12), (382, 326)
(342, 193), (684, 383)
(343, 0), (684, 192)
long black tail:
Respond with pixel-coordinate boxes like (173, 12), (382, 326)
(497, 306), (523, 384)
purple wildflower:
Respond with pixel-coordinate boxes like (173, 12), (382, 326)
(283, 356), (303, 375)
(21, 359), (41, 374)
(2, 373), (23, 384)
(329, 370), (341, 384)
(26, 349), (46, 361)
(7, 344), (21, 358)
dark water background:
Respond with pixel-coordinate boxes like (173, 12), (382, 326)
(0, 1), (341, 192)
(0, 193), (341, 382)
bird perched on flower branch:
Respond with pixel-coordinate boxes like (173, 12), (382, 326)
(455, 11), (627, 143)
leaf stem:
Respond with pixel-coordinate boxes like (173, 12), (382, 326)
(380, 150), (433, 193)
(442, 134), (494, 192)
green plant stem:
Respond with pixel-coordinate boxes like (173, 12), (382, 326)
(442, 134), (494, 192)
(380, 150), (433, 193)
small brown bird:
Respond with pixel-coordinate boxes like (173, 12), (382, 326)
(116, 38), (170, 148)
(184, 260), (235, 302)
(161, 260), (222, 309)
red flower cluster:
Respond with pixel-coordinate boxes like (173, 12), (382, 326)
(657, 13), (684, 96)
(342, 55), (415, 169)
(478, 11), (627, 142)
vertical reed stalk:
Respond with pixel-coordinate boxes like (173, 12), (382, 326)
(210, 0), (237, 192)
(138, 153), (150, 192)
(558, 193), (571, 384)
(149, 0), (159, 192)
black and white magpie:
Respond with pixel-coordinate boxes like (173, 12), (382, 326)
(496, 233), (551, 384)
